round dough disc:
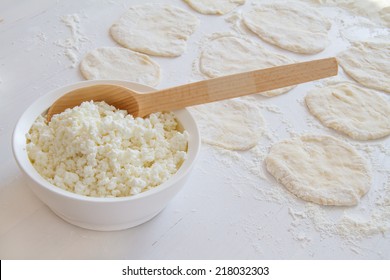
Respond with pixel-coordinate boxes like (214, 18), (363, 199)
(190, 99), (265, 150)
(80, 47), (161, 87)
(110, 4), (199, 57)
(305, 83), (390, 140)
(265, 135), (371, 206)
(199, 35), (296, 97)
(242, 2), (331, 54)
(337, 42), (390, 93)
(183, 0), (245, 15)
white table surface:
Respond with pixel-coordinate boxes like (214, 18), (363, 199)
(0, 0), (389, 259)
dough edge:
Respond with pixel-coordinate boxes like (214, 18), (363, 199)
(265, 135), (371, 206)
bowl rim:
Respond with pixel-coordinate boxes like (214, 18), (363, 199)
(12, 80), (201, 203)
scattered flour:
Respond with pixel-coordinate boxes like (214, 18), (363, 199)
(54, 14), (90, 68)
(36, 32), (48, 43)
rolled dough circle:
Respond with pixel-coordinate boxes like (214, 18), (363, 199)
(190, 99), (265, 150)
(265, 135), (371, 206)
(337, 42), (390, 93)
(110, 4), (199, 57)
(242, 2), (331, 54)
(199, 35), (295, 97)
(80, 47), (161, 87)
(183, 0), (245, 15)
(305, 83), (390, 140)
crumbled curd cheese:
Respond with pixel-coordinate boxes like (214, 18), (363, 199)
(26, 101), (188, 197)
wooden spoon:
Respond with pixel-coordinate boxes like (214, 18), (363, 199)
(47, 57), (337, 121)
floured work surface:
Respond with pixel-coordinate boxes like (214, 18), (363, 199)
(0, 0), (389, 259)
(189, 0), (390, 258)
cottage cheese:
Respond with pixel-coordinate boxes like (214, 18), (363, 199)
(26, 101), (188, 197)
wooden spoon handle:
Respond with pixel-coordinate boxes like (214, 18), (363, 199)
(140, 58), (337, 116)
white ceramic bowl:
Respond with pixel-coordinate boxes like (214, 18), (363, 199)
(12, 80), (201, 231)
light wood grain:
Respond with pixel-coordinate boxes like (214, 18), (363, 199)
(47, 57), (337, 120)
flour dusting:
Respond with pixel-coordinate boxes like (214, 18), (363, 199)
(54, 14), (90, 68)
